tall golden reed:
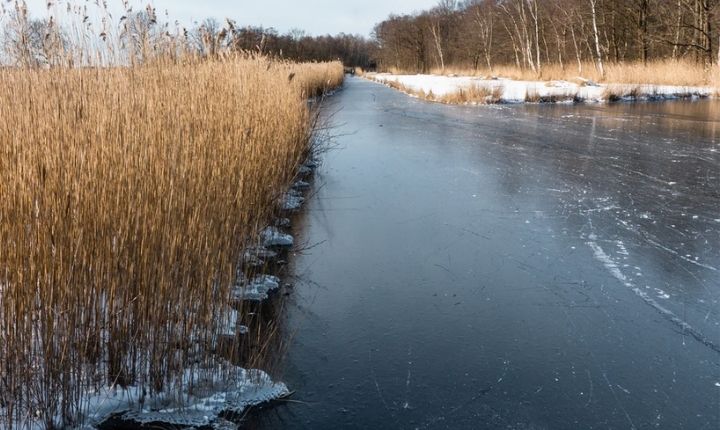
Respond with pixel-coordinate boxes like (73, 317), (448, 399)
(0, 56), (342, 428)
(425, 59), (719, 88)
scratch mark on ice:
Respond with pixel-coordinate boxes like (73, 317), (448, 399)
(587, 237), (720, 354)
(645, 238), (718, 272)
(369, 349), (392, 412)
(603, 372), (637, 430)
(585, 370), (594, 407)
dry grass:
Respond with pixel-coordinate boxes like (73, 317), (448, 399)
(377, 60), (720, 105)
(0, 1), (344, 426)
(711, 66), (720, 95)
(437, 84), (504, 104)
(382, 79), (423, 98)
(602, 85), (642, 102)
(424, 60), (717, 88)
(525, 88), (579, 103)
(371, 76), (503, 105)
(0, 55), (342, 428)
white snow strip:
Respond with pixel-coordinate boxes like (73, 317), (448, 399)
(366, 73), (715, 104)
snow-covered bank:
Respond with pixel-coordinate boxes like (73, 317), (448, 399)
(366, 72), (717, 104)
(84, 365), (288, 429)
(0, 154), (321, 430)
(0, 362), (288, 430)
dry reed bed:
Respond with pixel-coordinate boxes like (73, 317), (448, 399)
(368, 60), (720, 105)
(0, 57), (342, 428)
(423, 60), (720, 88)
(377, 78), (504, 105)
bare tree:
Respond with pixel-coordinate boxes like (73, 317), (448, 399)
(589, 0), (606, 76)
(119, 5), (161, 64)
(1, 3), (66, 68)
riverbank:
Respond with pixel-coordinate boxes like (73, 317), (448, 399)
(0, 57), (342, 428)
(365, 72), (718, 105)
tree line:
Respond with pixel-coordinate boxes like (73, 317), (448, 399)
(190, 19), (375, 68)
(4, 0), (718, 74)
(0, 2), (375, 68)
(372, 0), (720, 75)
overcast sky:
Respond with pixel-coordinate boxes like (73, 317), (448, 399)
(23, 0), (440, 37)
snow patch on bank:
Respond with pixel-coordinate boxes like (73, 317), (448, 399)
(366, 73), (715, 104)
(82, 365), (288, 428)
(1, 364), (288, 429)
(233, 275), (281, 302)
(261, 226), (294, 247)
(282, 191), (305, 211)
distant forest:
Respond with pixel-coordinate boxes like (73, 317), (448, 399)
(197, 22), (377, 69)
(371, 0), (720, 74)
(226, 0), (719, 75)
(3, 0), (718, 73)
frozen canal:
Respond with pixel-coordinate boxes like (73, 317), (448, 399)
(252, 78), (720, 429)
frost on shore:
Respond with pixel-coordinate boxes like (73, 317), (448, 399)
(366, 73), (715, 104)
(282, 191), (305, 211)
(0, 363), (288, 429)
(232, 274), (281, 302)
(261, 226), (294, 247)
(82, 365), (289, 429)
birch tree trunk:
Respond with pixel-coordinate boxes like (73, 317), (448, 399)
(590, 0), (605, 77)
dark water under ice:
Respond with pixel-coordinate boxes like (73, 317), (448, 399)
(250, 77), (720, 429)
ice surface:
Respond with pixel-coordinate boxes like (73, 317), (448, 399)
(586, 236), (720, 354)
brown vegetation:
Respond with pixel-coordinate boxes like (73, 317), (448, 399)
(525, 87), (580, 103)
(0, 1), (343, 428)
(0, 53), (342, 430)
(438, 84), (504, 104)
(370, 75), (503, 104)
(373, 0), (720, 86)
(427, 60), (719, 88)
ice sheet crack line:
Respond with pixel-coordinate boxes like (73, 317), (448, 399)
(586, 236), (720, 354)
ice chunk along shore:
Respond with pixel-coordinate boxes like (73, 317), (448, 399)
(92, 366), (289, 429)
(232, 274), (281, 302)
(261, 226), (294, 247)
